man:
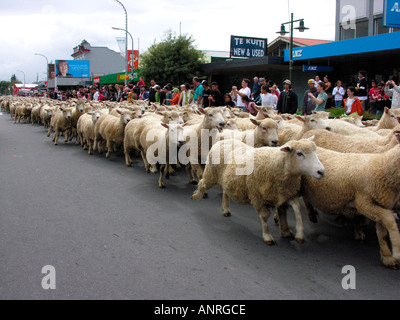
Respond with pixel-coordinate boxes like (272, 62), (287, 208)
(251, 77), (261, 104)
(209, 82), (223, 107)
(355, 71), (368, 111)
(193, 77), (204, 106)
(308, 82), (328, 112)
(385, 80), (400, 109)
(201, 80), (212, 108)
(148, 80), (157, 103)
(277, 80), (298, 114)
(233, 78), (251, 111)
(302, 79), (318, 115)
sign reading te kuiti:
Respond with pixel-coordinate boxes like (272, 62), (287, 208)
(230, 36), (268, 59)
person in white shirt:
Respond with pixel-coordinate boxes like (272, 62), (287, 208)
(332, 80), (345, 108)
(260, 85), (278, 109)
(385, 80), (400, 109)
(232, 78), (251, 111)
(93, 89), (100, 101)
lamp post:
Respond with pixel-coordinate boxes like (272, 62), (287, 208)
(34, 53), (49, 81)
(16, 70), (26, 88)
(277, 13), (309, 82)
(112, 27), (134, 80)
(113, 0), (128, 86)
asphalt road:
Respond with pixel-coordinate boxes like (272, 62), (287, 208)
(0, 111), (399, 300)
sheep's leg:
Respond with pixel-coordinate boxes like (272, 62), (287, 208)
(54, 129), (60, 145)
(158, 164), (166, 188)
(191, 163), (204, 181)
(276, 203), (294, 240)
(255, 205), (276, 246)
(288, 198), (305, 244)
(186, 164), (198, 185)
(106, 140), (112, 158)
(141, 151), (151, 173)
(64, 130), (69, 143)
(47, 125), (52, 137)
(124, 146), (133, 167)
(355, 195), (400, 268)
(222, 192), (231, 217)
(304, 200), (319, 223)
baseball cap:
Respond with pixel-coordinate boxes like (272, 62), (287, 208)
(211, 82), (218, 86)
(259, 78), (265, 81)
(172, 88), (179, 93)
(308, 79), (316, 85)
(283, 79), (292, 85)
(201, 80), (208, 86)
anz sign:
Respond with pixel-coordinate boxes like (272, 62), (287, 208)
(292, 49), (303, 58)
(384, 0), (400, 28)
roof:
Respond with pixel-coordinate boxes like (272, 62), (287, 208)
(279, 37), (333, 47)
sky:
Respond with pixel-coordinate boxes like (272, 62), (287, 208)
(0, 0), (336, 84)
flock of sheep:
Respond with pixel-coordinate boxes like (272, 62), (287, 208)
(1, 95), (400, 269)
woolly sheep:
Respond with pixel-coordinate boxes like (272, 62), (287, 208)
(76, 109), (102, 155)
(46, 107), (73, 145)
(191, 138), (325, 244)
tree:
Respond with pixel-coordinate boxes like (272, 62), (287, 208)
(140, 30), (205, 86)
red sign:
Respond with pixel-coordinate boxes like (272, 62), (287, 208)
(93, 77), (100, 84)
(127, 50), (139, 72)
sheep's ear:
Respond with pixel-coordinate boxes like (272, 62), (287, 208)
(116, 109), (122, 114)
(250, 119), (260, 126)
(307, 135), (315, 142)
(198, 107), (205, 114)
(280, 146), (292, 153)
(156, 110), (165, 116)
(312, 110), (317, 115)
(394, 131), (400, 144)
(385, 107), (389, 114)
(295, 115), (305, 122)
(87, 112), (93, 115)
(161, 123), (169, 129)
(396, 116), (400, 124)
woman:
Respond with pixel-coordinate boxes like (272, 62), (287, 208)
(323, 76), (333, 108)
(332, 80), (345, 108)
(343, 87), (363, 116)
(260, 85), (278, 109)
(232, 79), (251, 111)
(308, 82), (328, 112)
(223, 93), (235, 108)
(242, 95), (258, 116)
(178, 84), (193, 106)
(139, 86), (149, 100)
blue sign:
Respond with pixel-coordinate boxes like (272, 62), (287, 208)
(303, 65), (334, 73)
(383, 0), (400, 28)
(55, 60), (90, 78)
(230, 36), (268, 58)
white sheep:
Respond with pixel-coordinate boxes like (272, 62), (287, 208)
(46, 107), (73, 145)
(300, 131), (400, 268)
(191, 137), (325, 244)
(76, 109), (102, 155)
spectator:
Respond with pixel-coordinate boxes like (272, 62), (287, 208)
(369, 83), (390, 115)
(148, 80), (157, 103)
(201, 80), (212, 108)
(162, 86), (172, 106)
(98, 89), (106, 102)
(153, 85), (161, 103)
(230, 86), (238, 105)
(391, 68), (399, 85)
(139, 86), (149, 100)
(122, 87), (130, 101)
(302, 79), (318, 115)
(277, 80), (298, 114)
(323, 75), (333, 108)
(93, 87), (100, 101)
(232, 78), (251, 111)
(385, 80), (400, 109)
(166, 88), (180, 106)
(309, 82), (328, 112)
(251, 77), (261, 104)
(343, 86), (363, 116)
(355, 70), (368, 111)
(261, 85), (278, 109)
(115, 84), (123, 102)
(209, 82), (223, 107)
(368, 80), (379, 103)
(315, 75), (322, 85)
(193, 77), (204, 106)
(332, 80), (345, 108)
(271, 84), (280, 99)
(223, 93), (235, 108)
(178, 84), (193, 106)
(242, 95), (258, 116)
(137, 76), (145, 88)
(77, 87), (86, 99)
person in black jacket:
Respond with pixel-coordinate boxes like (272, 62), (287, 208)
(148, 80), (157, 103)
(356, 70), (368, 111)
(277, 80), (298, 114)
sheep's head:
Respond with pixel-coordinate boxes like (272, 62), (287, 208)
(180, 110), (193, 123)
(384, 107), (400, 128)
(132, 106), (142, 119)
(296, 114), (331, 131)
(116, 109), (132, 125)
(200, 107), (226, 132)
(161, 122), (187, 147)
(225, 119), (237, 131)
(281, 137), (325, 180)
(60, 107), (72, 120)
(251, 118), (279, 147)
(162, 111), (183, 125)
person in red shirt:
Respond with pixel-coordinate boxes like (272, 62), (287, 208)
(137, 76), (145, 88)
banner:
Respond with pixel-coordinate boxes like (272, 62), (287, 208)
(127, 50), (139, 72)
(116, 37), (126, 58)
(230, 36), (268, 59)
(55, 60), (90, 78)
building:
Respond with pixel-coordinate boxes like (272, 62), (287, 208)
(47, 40), (126, 89)
(268, 37), (333, 57)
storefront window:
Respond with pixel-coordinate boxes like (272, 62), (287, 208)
(355, 20), (369, 38)
(375, 17), (390, 35)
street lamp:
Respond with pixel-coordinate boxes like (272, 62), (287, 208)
(113, 0), (128, 86)
(34, 53), (49, 81)
(16, 70), (26, 88)
(112, 27), (134, 79)
(277, 13), (309, 82)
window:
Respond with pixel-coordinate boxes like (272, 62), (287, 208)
(341, 26), (355, 40)
(355, 20), (369, 38)
(375, 17), (390, 35)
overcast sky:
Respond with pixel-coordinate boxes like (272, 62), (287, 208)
(0, 0), (336, 84)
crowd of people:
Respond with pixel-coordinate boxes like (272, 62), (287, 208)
(39, 68), (400, 116)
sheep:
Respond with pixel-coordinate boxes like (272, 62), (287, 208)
(180, 107), (226, 185)
(300, 131), (400, 268)
(14, 103), (32, 124)
(40, 105), (54, 129)
(142, 110), (183, 124)
(67, 101), (86, 141)
(217, 118), (279, 148)
(95, 110), (134, 158)
(46, 107), (73, 145)
(278, 115), (331, 146)
(31, 103), (42, 125)
(225, 118), (237, 131)
(302, 120), (400, 153)
(191, 137), (325, 244)
(235, 106), (277, 130)
(366, 107), (399, 136)
(324, 117), (382, 139)
(76, 109), (102, 155)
